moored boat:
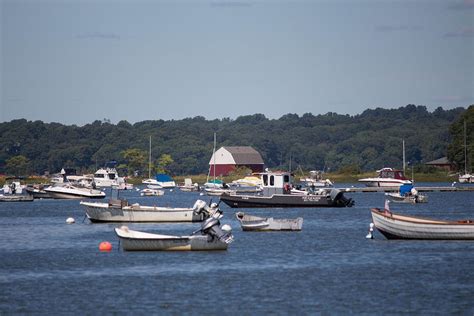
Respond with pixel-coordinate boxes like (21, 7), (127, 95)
(80, 199), (216, 223)
(235, 212), (303, 231)
(115, 210), (233, 251)
(219, 171), (354, 208)
(358, 167), (412, 187)
(385, 184), (428, 204)
(0, 194), (34, 202)
(370, 207), (474, 240)
(44, 184), (106, 199)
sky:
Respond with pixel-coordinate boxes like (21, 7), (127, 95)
(1, 0), (473, 126)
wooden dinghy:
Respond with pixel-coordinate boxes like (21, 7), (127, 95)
(235, 212), (303, 231)
(370, 208), (474, 240)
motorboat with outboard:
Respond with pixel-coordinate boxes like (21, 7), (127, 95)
(81, 199), (218, 223)
(219, 171), (354, 208)
(115, 208), (233, 251)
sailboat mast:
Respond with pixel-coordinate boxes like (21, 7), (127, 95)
(213, 132), (216, 181)
(148, 135), (152, 179)
(402, 139), (406, 172)
(464, 120), (467, 175)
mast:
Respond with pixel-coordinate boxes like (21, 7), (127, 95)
(213, 132), (216, 181)
(464, 120), (467, 175)
(402, 139), (406, 172)
(148, 135), (152, 179)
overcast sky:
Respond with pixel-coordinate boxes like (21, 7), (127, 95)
(1, 0), (473, 126)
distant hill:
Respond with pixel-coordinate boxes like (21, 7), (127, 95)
(0, 104), (471, 176)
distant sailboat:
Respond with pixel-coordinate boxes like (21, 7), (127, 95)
(142, 136), (161, 187)
(459, 120), (473, 183)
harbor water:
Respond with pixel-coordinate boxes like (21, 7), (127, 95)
(1, 183), (473, 314)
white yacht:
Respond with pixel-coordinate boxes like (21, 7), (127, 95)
(93, 167), (123, 188)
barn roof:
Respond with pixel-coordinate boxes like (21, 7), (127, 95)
(224, 146), (264, 164)
(425, 157), (451, 165)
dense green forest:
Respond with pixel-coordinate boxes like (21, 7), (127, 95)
(1, 104), (473, 177)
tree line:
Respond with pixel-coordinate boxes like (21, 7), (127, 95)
(1, 104), (472, 177)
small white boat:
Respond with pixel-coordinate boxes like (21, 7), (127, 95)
(459, 173), (474, 183)
(358, 168), (412, 187)
(140, 188), (164, 196)
(0, 194), (34, 202)
(371, 207), (474, 240)
(300, 170), (333, 187)
(235, 212), (303, 231)
(81, 199), (215, 223)
(44, 184), (106, 199)
(179, 178), (200, 192)
(385, 192), (428, 204)
(115, 211), (233, 251)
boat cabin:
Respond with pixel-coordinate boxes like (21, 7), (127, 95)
(378, 168), (408, 180)
(260, 171), (292, 195)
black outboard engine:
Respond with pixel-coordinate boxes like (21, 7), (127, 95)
(330, 189), (355, 207)
(196, 206), (233, 244)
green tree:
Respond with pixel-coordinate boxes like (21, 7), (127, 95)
(156, 154), (174, 174)
(5, 155), (31, 176)
(122, 148), (147, 176)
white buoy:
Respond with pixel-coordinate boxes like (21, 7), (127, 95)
(170, 189), (173, 192)
(199, 192), (204, 196)
(66, 217), (75, 224)
(366, 222), (374, 239)
(221, 224), (232, 232)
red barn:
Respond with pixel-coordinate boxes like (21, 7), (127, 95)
(208, 146), (264, 176)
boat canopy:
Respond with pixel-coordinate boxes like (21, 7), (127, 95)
(399, 184), (413, 195)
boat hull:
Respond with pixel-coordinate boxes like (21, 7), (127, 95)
(115, 227), (228, 251)
(0, 195), (34, 202)
(236, 212), (303, 231)
(371, 208), (474, 240)
(220, 190), (353, 208)
(81, 202), (206, 222)
(385, 193), (428, 204)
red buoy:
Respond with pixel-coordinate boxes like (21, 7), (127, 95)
(99, 241), (112, 252)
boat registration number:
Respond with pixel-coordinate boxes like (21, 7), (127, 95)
(302, 196), (321, 202)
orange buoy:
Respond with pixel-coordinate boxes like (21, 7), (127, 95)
(99, 241), (112, 252)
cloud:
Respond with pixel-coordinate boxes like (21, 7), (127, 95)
(375, 25), (422, 32)
(448, 0), (474, 10)
(443, 27), (474, 38)
(76, 32), (121, 40)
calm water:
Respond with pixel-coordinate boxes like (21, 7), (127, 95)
(1, 183), (474, 314)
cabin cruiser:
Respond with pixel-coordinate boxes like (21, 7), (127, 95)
(44, 183), (106, 199)
(93, 167), (126, 188)
(219, 171), (353, 208)
(459, 173), (474, 183)
(358, 168), (412, 187)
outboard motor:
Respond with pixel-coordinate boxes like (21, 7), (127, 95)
(196, 210), (233, 244)
(330, 189), (355, 207)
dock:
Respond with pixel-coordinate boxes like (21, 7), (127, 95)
(339, 186), (474, 193)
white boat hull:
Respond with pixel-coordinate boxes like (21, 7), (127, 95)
(385, 193), (428, 204)
(45, 186), (106, 199)
(371, 208), (474, 240)
(236, 212), (303, 231)
(359, 178), (412, 187)
(81, 202), (207, 222)
(115, 227), (228, 251)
